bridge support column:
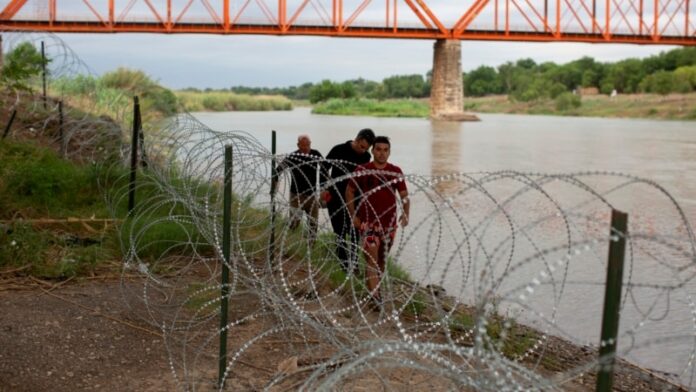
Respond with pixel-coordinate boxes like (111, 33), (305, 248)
(430, 39), (478, 121)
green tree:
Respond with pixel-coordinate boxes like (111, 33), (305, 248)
(600, 59), (644, 93)
(674, 66), (696, 91)
(464, 66), (501, 96)
(497, 62), (517, 93)
(555, 92), (581, 111)
(516, 58), (537, 70)
(309, 80), (342, 103)
(369, 84), (387, 100)
(510, 72), (565, 102)
(546, 62), (582, 90)
(642, 71), (675, 95)
(347, 78), (380, 98)
(0, 42), (49, 91)
(382, 74), (427, 98)
(339, 81), (356, 99)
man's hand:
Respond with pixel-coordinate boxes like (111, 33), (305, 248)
(399, 214), (409, 227)
(319, 190), (331, 207)
(353, 215), (362, 229)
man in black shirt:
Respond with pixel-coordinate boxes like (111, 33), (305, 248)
(278, 134), (324, 245)
(322, 128), (376, 273)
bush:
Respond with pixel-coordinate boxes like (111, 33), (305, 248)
(176, 91), (292, 112)
(311, 98), (429, 117)
(555, 92), (582, 111)
(0, 223), (102, 278)
(0, 42), (49, 91)
(101, 67), (178, 117)
(0, 141), (105, 218)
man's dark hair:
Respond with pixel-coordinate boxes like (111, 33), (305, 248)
(356, 128), (376, 145)
(373, 135), (390, 147)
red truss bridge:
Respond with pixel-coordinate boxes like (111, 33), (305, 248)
(0, 0), (694, 45)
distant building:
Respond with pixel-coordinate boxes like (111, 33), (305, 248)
(577, 87), (599, 96)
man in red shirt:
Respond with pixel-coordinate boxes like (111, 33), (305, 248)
(345, 136), (409, 307)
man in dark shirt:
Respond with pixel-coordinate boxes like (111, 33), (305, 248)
(322, 128), (376, 273)
(278, 134), (324, 245)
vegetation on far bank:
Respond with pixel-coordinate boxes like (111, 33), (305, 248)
(312, 98), (429, 118)
(214, 48), (696, 104)
(308, 92), (696, 120)
(465, 92), (696, 120)
(175, 89), (292, 112)
(189, 47), (696, 119)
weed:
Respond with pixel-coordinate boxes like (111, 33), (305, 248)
(0, 140), (106, 218)
(176, 91), (292, 112)
(312, 98), (429, 118)
(0, 223), (104, 278)
(402, 291), (428, 317)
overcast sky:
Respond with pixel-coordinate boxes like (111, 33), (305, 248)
(19, 33), (680, 90)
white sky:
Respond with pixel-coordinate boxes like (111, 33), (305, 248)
(49, 33), (676, 90)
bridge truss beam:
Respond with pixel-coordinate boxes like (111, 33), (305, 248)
(0, 0), (694, 45)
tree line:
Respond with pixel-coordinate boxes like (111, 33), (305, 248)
(181, 73), (432, 103)
(464, 47), (696, 101)
(5, 41), (694, 106)
(183, 47), (696, 103)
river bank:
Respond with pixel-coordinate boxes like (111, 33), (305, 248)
(304, 92), (696, 120)
(464, 92), (696, 121)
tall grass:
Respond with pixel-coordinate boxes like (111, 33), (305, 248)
(0, 140), (119, 277)
(176, 90), (292, 112)
(51, 68), (178, 129)
(0, 222), (104, 278)
(0, 140), (108, 218)
(312, 98), (429, 117)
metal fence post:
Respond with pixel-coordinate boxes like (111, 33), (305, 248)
(58, 100), (66, 158)
(138, 111), (147, 168)
(218, 144), (233, 389)
(41, 41), (47, 110)
(127, 96), (140, 213)
(269, 130), (277, 265)
(2, 110), (17, 140)
(596, 209), (628, 392)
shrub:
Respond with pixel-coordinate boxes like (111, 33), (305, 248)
(0, 141), (104, 217)
(555, 92), (582, 111)
(0, 42), (49, 91)
(0, 224), (102, 278)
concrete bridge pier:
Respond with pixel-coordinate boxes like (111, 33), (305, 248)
(430, 39), (479, 121)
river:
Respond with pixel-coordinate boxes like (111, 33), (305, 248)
(192, 107), (696, 383)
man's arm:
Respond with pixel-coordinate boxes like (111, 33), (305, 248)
(276, 154), (289, 172)
(399, 189), (409, 227)
(321, 146), (338, 188)
(345, 182), (360, 229)
(314, 150), (329, 185)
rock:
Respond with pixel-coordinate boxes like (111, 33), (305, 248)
(426, 284), (446, 298)
(430, 112), (480, 122)
(277, 356), (298, 375)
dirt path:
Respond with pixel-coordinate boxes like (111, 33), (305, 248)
(0, 275), (687, 391)
(0, 280), (175, 392)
